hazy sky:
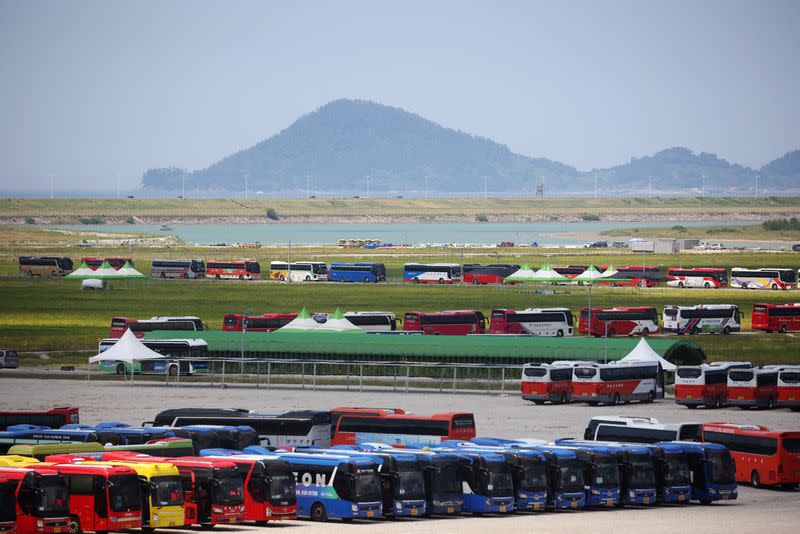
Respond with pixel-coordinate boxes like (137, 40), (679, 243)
(1, 0), (798, 190)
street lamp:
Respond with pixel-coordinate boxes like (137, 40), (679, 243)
(241, 309), (253, 370)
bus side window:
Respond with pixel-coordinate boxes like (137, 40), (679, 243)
(94, 476), (108, 518)
(18, 473), (35, 515)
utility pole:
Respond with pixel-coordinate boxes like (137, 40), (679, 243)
(702, 174), (706, 198)
(755, 174), (759, 198)
(306, 175), (311, 198)
(594, 173), (598, 199)
(181, 173), (185, 198)
(483, 176), (487, 200)
(366, 175), (370, 198)
(244, 173), (249, 200)
(49, 174), (54, 199)
(648, 176), (652, 199)
(116, 174), (120, 199)
(425, 175), (429, 199)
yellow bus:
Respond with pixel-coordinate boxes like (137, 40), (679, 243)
(18, 256), (74, 277)
(0, 454), (39, 467)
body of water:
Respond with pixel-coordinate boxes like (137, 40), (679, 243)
(56, 220), (769, 247)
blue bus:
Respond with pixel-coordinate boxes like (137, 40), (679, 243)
(0, 425), (104, 453)
(293, 447), (426, 517)
(655, 441), (737, 503)
(420, 444), (515, 513)
(329, 262), (386, 283)
(439, 441), (548, 511)
(540, 442), (621, 508)
(63, 422), (259, 451)
(471, 438), (586, 510)
(555, 439), (658, 506)
(240, 446), (383, 521)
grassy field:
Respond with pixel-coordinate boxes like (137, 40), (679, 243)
(603, 223), (800, 241)
(3, 196), (800, 220)
(1, 275), (799, 366)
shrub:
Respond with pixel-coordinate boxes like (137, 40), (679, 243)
(125, 216), (135, 224)
(671, 225), (688, 233)
(475, 214), (488, 222)
(762, 218), (800, 232)
(266, 208), (279, 221)
(24, 217), (35, 224)
(79, 216), (105, 225)
(580, 213), (600, 221)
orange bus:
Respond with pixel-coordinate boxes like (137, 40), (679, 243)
(206, 261), (261, 280)
(701, 423), (800, 488)
(330, 409), (475, 447)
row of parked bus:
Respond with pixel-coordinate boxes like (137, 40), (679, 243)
(18, 255), (800, 290)
(0, 407), (747, 531)
(105, 301), (800, 343)
(521, 361), (800, 410)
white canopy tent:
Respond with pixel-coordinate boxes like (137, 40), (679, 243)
(529, 264), (567, 282)
(278, 307), (321, 331)
(575, 265), (605, 281)
(88, 329), (166, 363)
(503, 264), (538, 283)
(617, 337), (677, 371)
(315, 308), (365, 333)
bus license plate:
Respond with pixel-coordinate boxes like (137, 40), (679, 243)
(367, 511), (374, 518)
(54, 529), (63, 533)
(447, 507), (454, 513)
(738, 396), (743, 400)
(679, 495), (685, 501)
(411, 509), (418, 516)
(723, 496), (729, 501)
(606, 499), (614, 506)
(499, 506), (506, 512)
(533, 503), (541, 510)
(643, 497), (649, 504)
(571, 501), (577, 508)
(228, 518), (237, 523)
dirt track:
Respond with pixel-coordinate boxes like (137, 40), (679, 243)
(1, 378), (798, 533)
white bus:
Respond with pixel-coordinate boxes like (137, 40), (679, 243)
(662, 305), (740, 335)
(403, 263), (462, 284)
(520, 361), (585, 404)
(343, 311), (398, 332)
(583, 416), (701, 442)
(489, 308), (574, 336)
(270, 261), (329, 282)
(674, 361), (752, 409)
(730, 268), (796, 290)
(777, 365), (800, 411)
(572, 361), (664, 405)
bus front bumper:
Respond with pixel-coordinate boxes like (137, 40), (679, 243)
(626, 489), (657, 505)
(700, 486), (738, 502)
(554, 492), (585, 509)
(263, 504), (297, 521)
(429, 497), (463, 515)
(462, 495), (514, 513)
(352, 501), (383, 519)
(41, 517), (70, 534)
(149, 507), (185, 528)
(392, 499), (427, 517)
(211, 504), (246, 525)
(662, 485), (692, 504)
(515, 491), (548, 511)
(587, 488), (620, 507)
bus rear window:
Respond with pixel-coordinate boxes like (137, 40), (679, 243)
(524, 367), (547, 378)
(676, 368), (702, 379)
(573, 368), (597, 379)
(729, 370), (754, 382)
(782, 438), (800, 452)
(405, 314), (419, 322)
(780, 372), (800, 383)
(664, 308), (678, 318)
(223, 316), (239, 327)
(752, 305), (767, 313)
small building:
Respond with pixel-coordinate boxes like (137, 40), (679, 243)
(629, 238), (679, 254)
(680, 239), (700, 251)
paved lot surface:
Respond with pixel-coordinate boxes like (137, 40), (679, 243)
(1, 378), (799, 533)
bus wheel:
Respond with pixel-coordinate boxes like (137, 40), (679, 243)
(704, 282), (710, 288)
(560, 392), (568, 404)
(588, 401), (599, 406)
(199, 523), (215, 529)
(27, 270), (34, 277)
(364, 277), (370, 283)
(687, 404), (697, 409)
(115, 363), (125, 375)
(611, 393), (620, 406)
(182, 272), (188, 279)
(413, 277), (420, 284)
(473, 278), (480, 285)
(556, 330), (564, 337)
(751, 470), (761, 488)
(767, 397), (775, 409)
(715, 397), (723, 409)
(641, 328), (649, 336)
(772, 283), (779, 290)
(239, 274), (244, 280)
(52, 270), (57, 277)
(215, 274), (220, 279)
(310, 502), (327, 522)
(646, 390), (655, 403)
(168, 365), (178, 376)
(305, 275), (311, 281)
(279, 275), (285, 281)
(780, 324), (789, 333)
(68, 516), (80, 534)
(678, 281), (684, 288)
(607, 329), (616, 338)
(741, 282), (748, 289)
(722, 326), (731, 335)
(438, 278), (445, 284)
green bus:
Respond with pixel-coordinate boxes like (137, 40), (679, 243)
(7, 438), (195, 460)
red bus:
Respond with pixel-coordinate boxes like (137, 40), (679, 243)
(100, 453), (245, 527)
(777, 366), (800, 411)
(701, 423), (800, 487)
(462, 264), (519, 285)
(579, 307), (660, 337)
(666, 267), (728, 288)
(330, 411), (476, 447)
(403, 310), (486, 335)
(727, 367), (779, 409)
(489, 308), (573, 336)
(598, 265), (665, 287)
(572, 361), (664, 405)
(33, 463), (142, 533)
(197, 455), (296, 523)
(206, 261), (261, 280)
(752, 303), (800, 333)
(81, 258), (134, 271)
(0, 407), (79, 431)
(109, 316), (204, 338)
(222, 313), (298, 332)
(0, 466), (69, 533)
(520, 362), (581, 404)
(674, 362), (752, 409)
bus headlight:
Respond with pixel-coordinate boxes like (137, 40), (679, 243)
(212, 507), (223, 514)
(351, 504), (358, 512)
(591, 490), (600, 495)
(152, 514), (159, 522)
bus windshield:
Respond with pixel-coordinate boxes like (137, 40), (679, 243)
(0, 480), (14, 523)
(36, 475), (69, 517)
(663, 454), (692, 486)
(559, 460), (584, 492)
(519, 459), (548, 491)
(212, 471), (244, 505)
(486, 462), (513, 496)
(707, 450), (736, 485)
(108, 474), (141, 512)
(151, 476), (183, 507)
(352, 469), (381, 502)
(433, 462), (462, 494)
(676, 368), (702, 379)
(267, 469), (296, 503)
(782, 438), (800, 453)
(628, 461), (656, 489)
(396, 463), (425, 500)
(593, 457), (620, 487)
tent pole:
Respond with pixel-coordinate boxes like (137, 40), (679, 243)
(453, 366), (457, 393)
(313, 363), (317, 391)
(359, 364), (363, 392)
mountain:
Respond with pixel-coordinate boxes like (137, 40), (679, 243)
(142, 99), (578, 193)
(141, 98), (799, 195)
